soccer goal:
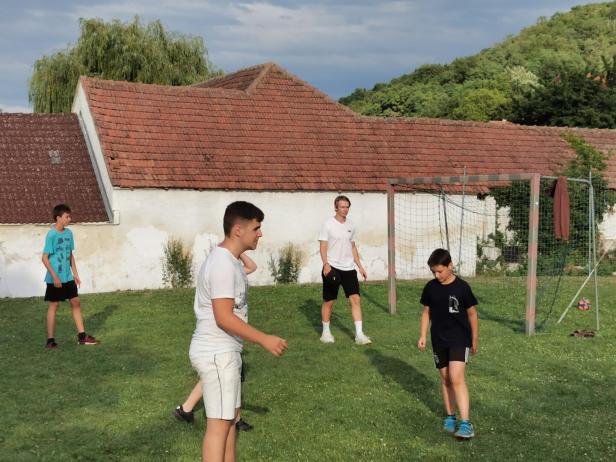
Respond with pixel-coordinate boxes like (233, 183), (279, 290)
(387, 173), (598, 336)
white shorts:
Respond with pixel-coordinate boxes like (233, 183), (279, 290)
(190, 351), (242, 420)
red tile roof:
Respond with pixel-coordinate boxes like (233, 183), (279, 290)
(0, 113), (109, 224)
(80, 63), (616, 191)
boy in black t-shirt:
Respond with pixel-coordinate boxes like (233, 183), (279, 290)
(417, 248), (479, 439)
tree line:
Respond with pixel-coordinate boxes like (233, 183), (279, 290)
(340, 2), (616, 130)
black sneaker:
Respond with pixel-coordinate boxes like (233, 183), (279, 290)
(78, 333), (98, 345)
(46, 339), (58, 349)
(236, 418), (253, 431)
(173, 405), (194, 423)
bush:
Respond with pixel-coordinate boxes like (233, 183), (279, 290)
(269, 243), (304, 284)
(162, 237), (193, 288)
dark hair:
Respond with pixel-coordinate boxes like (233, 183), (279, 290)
(52, 204), (71, 221)
(334, 195), (351, 208)
(427, 248), (452, 267)
(223, 201), (264, 236)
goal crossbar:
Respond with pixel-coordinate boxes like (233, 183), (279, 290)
(387, 172), (597, 336)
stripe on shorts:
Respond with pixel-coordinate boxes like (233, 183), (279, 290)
(214, 354), (222, 419)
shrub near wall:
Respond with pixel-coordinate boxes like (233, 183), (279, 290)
(269, 243), (304, 284)
(162, 237), (193, 288)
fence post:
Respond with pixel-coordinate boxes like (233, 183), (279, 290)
(387, 181), (397, 315)
(525, 174), (540, 336)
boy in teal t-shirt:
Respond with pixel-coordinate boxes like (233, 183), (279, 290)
(42, 204), (98, 349)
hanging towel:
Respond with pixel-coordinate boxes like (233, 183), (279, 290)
(552, 176), (570, 241)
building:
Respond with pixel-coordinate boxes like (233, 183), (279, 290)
(2, 63), (615, 297)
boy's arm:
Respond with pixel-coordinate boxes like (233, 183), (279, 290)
(212, 298), (287, 356)
(239, 253), (257, 274)
(351, 242), (367, 280)
(41, 254), (61, 287)
(319, 240), (331, 275)
(417, 306), (430, 351)
(467, 306), (479, 354)
(70, 252), (81, 287)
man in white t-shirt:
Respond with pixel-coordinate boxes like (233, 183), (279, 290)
(189, 201), (288, 462)
(318, 195), (372, 345)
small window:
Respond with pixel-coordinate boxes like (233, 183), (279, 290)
(48, 150), (61, 164)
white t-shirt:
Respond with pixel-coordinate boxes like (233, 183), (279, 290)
(189, 246), (248, 357)
(318, 216), (356, 271)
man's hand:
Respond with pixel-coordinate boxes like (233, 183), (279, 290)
(323, 263), (331, 275)
(53, 275), (62, 288)
(471, 341), (478, 355)
(74, 275), (81, 287)
(261, 335), (288, 357)
(417, 336), (426, 352)
(359, 267), (367, 281)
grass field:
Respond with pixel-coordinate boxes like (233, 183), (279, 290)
(1, 277), (615, 461)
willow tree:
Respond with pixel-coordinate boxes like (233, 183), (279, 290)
(29, 17), (219, 113)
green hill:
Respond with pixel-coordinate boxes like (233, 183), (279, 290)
(340, 1), (616, 128)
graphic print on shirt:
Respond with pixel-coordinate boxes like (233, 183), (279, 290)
(448, 295), (460, 313)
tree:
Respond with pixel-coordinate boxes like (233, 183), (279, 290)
(451, 88), (511, 121)
(512, 64), (616, 128)
(340, 2), (616, 123)
(29, 17), (219, 113)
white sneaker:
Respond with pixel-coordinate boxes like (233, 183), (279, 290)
(355, 334), (372, 345)
(320, 331), (335, 343)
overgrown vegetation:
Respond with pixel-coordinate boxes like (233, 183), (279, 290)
(29, 16), (219, 113)
(162, 237), (193, 288)
(341, 2), (616, 129)
(485, 134), (615, 276)
(268, 243), (304, 283)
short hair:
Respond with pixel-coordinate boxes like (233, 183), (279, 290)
(334, 195), (351, 208)
(427, 248), (452, 267)
(223, 201), (264, 236)
(52, 204), (71, 221)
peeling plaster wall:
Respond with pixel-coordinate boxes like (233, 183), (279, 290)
(0, 190), (388, 297)
(4, 187), (616, 298)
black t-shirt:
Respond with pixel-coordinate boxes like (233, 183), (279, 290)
(420, 277), (478, 347)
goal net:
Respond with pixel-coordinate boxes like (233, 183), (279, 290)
(387, 173), (597, 335)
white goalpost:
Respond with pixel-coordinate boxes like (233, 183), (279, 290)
(387, 172), (598, 336)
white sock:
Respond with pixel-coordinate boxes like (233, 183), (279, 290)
(354, 320), (363, 336)
(322, 321), (331, 334)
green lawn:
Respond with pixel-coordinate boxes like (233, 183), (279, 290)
(1, 278), (615, 461)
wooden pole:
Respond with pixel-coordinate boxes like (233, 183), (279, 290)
(525, 174), (540, 336)
(387, 182), (397, 315)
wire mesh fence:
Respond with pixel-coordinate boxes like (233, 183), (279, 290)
(388, 174), (596, 332)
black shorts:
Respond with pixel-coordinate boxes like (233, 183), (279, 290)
(432, 346), (470, 369)
(44, 280), (78, 302)
(322, 266), (360, 301)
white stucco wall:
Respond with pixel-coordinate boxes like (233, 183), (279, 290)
(0, 190), (388, 298)
(3, 187), (616, 298)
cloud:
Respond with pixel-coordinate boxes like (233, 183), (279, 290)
(0, 0), (599, 106)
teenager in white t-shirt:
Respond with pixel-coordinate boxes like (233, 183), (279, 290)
(318, 195), (372, 345)
(174, 253), (256, 432)
(189, 201), (288, 462)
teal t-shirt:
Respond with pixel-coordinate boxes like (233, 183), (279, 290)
(43, 227), (75, 284)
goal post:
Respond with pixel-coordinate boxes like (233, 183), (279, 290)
(387, 172), (597, 337)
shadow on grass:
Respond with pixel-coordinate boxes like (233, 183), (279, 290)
(361, 286), (389, 313)
(243, 403), (270, 415)
(298, 298), (355, 340)
(87, 304), (119, 331)
(478, 309), (525, 333)
(298, 299), (322, 336)
(365, 349), (441, 416)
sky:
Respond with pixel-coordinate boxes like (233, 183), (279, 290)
(0, 0), (602, 112)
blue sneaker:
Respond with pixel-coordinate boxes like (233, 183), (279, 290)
(454, 420), (475, 439)
(443, 415), (456, 433)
